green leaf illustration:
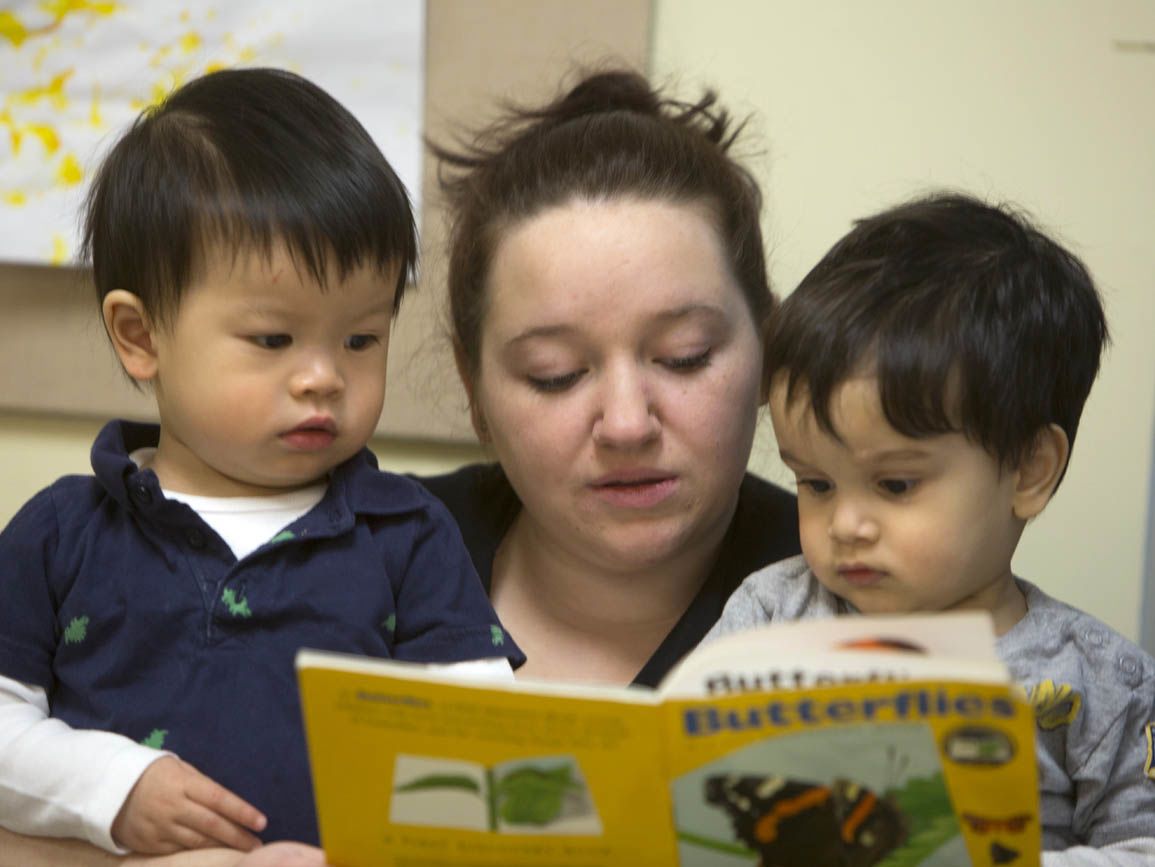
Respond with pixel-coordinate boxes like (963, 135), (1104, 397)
(495, 765), (581, 826)
(394, 774), (482, 795)
(490, 625), (505, 646)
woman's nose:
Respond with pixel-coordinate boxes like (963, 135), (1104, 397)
(592, 366), (660, 447)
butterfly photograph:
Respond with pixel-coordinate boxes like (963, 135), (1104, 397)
(672, 725), (966, 866)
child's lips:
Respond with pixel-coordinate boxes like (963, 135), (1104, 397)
(281, 418), (337, 450)
(837, 565), (887, 587)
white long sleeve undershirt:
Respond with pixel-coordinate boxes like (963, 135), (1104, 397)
(0, 676), (166, 853)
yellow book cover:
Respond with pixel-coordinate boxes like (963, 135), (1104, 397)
(297, 612), (1040, 867)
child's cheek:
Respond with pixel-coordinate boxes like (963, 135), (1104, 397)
(214, 378), (280, 426)
(797, 510), (829, 572)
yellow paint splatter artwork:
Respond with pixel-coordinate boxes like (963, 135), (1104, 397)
(0, 0), (424, 265)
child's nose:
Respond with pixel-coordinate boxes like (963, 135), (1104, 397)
(290, 352), (344, 398)
(591, 365), (660, 447)
(828, 498), (879, 544)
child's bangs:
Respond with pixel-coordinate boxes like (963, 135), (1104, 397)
(185, 153), (414, 307)
(770, 287), (965, 446)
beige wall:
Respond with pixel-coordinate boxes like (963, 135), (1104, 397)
(3, 1), (1152, 646)
(652, 1), (1155, 643)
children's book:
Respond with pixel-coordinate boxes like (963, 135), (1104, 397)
(296, 612), (1041, 867)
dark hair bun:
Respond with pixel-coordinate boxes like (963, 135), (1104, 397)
(549, 70), (662, 121)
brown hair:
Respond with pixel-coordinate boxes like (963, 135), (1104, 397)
(431, 68), (772, 380)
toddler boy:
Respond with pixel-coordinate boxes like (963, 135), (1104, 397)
(709, 193), (1155, 864)
(0, 68), (522, 853)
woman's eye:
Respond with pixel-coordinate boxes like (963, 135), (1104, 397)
(346, 334), (380, 351)
(661, 349), (712, 372)
(797, 478), (832, 495)
(251, 334), (291, 349)
(879, 478), (917, 495)
(527, 370), (584, 393)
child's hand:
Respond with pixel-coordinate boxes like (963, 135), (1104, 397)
(112, 756), (268, 854)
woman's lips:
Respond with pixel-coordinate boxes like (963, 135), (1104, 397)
(590, 474), (678, 509)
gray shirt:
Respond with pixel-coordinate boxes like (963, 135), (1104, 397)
(708, 555), (1155, 861)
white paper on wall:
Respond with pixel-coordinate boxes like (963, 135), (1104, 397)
(0, 0), (424, 266)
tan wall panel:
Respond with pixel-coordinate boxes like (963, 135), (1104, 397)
(0, 0), (652, 443)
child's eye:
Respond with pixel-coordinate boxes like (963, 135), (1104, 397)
(527, 371), (584, 393)
(660, 349), (712, 373)
(251, 334), (291, 349)
(797, 478), (832, 495)
(346, 334), (380, 351)
(879, 478), (917, 496)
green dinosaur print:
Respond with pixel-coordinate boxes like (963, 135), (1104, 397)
(140, 729), (167, 749)
(63, 616), (89, 645)
(221, 587), (252, 618)
(382, 613), (396, 633)
(490, 625), (505, 647)
(269, 530), (295, 544)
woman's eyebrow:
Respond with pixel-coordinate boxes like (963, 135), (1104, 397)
(505, 304), (726, 347)
(505, 323), (577, 346)
(651, 303), (726, 324)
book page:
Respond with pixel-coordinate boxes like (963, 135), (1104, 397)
(663, 679), (1039, 867)
(297, 651), (675, 866)
(662, 611), (1009, 699)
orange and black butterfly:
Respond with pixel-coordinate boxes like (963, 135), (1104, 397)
(704, 773), (908, 867)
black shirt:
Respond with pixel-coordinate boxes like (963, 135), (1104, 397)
(417, 464), (800, 687)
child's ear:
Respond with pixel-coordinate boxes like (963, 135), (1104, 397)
(102, 290), (159, 383)
(1012, 424), (1070, 520)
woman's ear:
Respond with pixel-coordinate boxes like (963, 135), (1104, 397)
(1012, 424), (1070, 520)
(102, 290), (159, 383)
(758, 315), (774, 405)
(452, 341), (489, 443)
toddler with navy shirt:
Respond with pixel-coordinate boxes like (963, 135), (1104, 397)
(0, 68), (522, 854)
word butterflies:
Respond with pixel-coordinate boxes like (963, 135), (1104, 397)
(705, 773), (907, 867)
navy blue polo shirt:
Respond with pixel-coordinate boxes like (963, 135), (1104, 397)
(0, 421), (523, 844)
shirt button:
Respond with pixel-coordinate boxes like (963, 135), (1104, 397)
(185, 528), (206, 549)
(1083, 629), (1104, 647)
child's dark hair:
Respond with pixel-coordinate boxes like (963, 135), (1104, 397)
(766, 192), (1108, 485)
(82, 67), (417, 324)
(430, 67), (772, 379)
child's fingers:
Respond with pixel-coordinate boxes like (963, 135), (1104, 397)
(175, 801), (264, 851)
(186, 769), (268, 834)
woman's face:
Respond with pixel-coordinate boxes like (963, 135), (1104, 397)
(470, 197), (764, 574)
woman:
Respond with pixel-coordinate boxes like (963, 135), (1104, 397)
(420, 67), (799, 686)
(0, 67), (799, 867)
